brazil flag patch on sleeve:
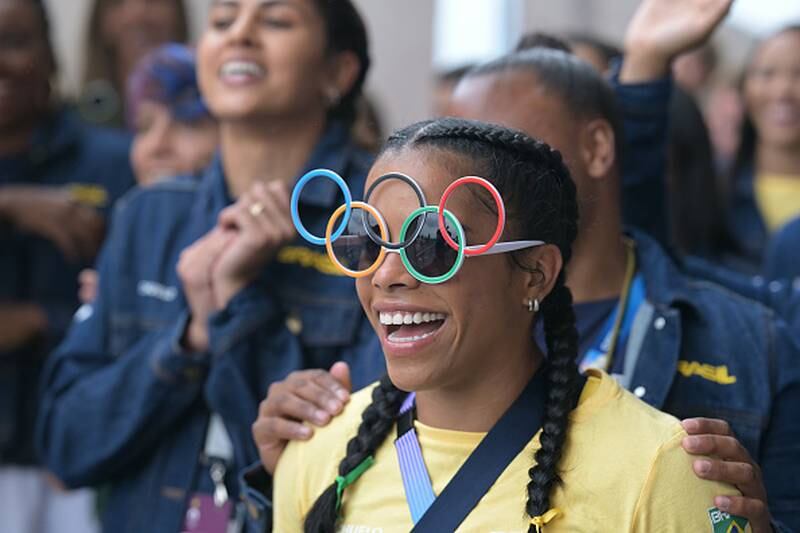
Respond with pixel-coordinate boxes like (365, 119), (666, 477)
(708, 507), (749, 532)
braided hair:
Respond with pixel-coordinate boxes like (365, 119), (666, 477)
(304, 117), (581, 532)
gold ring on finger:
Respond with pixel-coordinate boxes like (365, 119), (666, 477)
(249, 202), (265, 217)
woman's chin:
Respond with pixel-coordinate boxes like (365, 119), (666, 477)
(385, 360), (438, 393)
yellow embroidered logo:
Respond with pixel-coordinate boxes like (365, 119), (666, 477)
(277, 246), (344, 276)
(68, 184), (108, 207)
(677, 361), (737, 385)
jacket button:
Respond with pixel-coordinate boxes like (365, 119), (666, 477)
(634, 386), (646, 398)
(768, 281), (783, 293)
(653, 317), (666, 330)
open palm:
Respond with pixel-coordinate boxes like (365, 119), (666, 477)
(626, 0), (734, 58)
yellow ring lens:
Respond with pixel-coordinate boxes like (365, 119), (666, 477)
(325, 201), (388, 278)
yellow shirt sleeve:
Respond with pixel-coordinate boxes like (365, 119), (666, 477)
(630, 430), (750, 533)
(272, 438), (307, 533)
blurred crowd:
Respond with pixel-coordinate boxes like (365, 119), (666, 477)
(0, 0), (799, 532)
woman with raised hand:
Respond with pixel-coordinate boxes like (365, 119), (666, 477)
(36, 1), (383, 532)
(728, 26), (800, 272)
(273, 117), (747, 532)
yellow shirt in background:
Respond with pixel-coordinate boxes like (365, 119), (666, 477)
(273, 371), (748, 532)
(755, 173), (800, 232)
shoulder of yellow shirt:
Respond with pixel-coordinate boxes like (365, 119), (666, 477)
(283, 372), (682, 477)
(279, 372), (736, 525)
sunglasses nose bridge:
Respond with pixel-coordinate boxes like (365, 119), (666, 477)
(371, 247), (418, 290)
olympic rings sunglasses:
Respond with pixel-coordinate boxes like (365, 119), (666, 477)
(290, 169), (545, 284)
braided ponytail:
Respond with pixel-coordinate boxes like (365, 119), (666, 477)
(526, 276), (581, 526)
(304, 375), (406, 533)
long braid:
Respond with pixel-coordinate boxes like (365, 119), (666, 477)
(304, 375), (405, 533)
(526, 277), (581, 524)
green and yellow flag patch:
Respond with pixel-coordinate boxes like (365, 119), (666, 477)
(707, 507), (748, 532)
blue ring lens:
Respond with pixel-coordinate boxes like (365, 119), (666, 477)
(291, 169), (353, 246)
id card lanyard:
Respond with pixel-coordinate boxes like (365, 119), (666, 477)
(393, 370), (554, 530)
(579, 240), (646, 375)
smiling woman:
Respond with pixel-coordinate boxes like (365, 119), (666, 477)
(35, 1), (383, 532)
(272, 117), (748, 533)
(727, 26), (800, 271)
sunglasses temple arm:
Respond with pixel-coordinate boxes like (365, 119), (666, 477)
(467, 240), (545, 256)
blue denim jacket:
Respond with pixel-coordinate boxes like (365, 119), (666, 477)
(0, 108), (134, 465)
(631, 231), (800, 530)
(35, 122), (385, 533)
(764, 216), (800, 282)
(727, 163), (768, 273)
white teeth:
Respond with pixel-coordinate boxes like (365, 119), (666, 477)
(220, 61), (265, 77)
(379, 311), (446, 326)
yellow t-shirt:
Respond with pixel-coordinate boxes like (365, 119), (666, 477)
(273, 371), (748, 532)
(755, 173), (800, 232)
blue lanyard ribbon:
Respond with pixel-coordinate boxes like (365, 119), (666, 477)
(394, 370), (552, 529)
(580, 272), (646, 373)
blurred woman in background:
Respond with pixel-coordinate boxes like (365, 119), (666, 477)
(80, 0), (188, 128)
(0, 0), (134, 531)
(37, 1), (385, 532)
(79, 43), (219, 304)
(727, 26), (800, 272)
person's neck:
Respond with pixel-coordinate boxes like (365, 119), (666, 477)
(220, 112), (327, 198)
(756, 143), (800, 176)
(567, 213), (629, 304)
(414, 341), (541, 432)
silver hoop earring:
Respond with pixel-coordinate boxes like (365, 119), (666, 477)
(527, 298), (540, 313)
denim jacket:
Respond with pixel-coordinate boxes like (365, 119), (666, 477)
(0, 108), (134, 465)
(727, 162), (768, 273)
(764, 216), (800, 282)
(630, 231), (800, 530)
(35, 122), (385, 533)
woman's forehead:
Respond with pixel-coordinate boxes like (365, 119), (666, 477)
(366, 150), (500, 231)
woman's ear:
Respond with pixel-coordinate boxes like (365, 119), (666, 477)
(325, 50), (361, 106)
(521, 244), (563, 307)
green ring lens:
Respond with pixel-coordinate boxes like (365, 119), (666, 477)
(399, 206), (465, 284)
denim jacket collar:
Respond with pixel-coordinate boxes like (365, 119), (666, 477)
(630, 229), (697, 312)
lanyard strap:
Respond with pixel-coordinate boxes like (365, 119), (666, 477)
(580, 241), (646, 373)
(394, 369), (550, 531)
